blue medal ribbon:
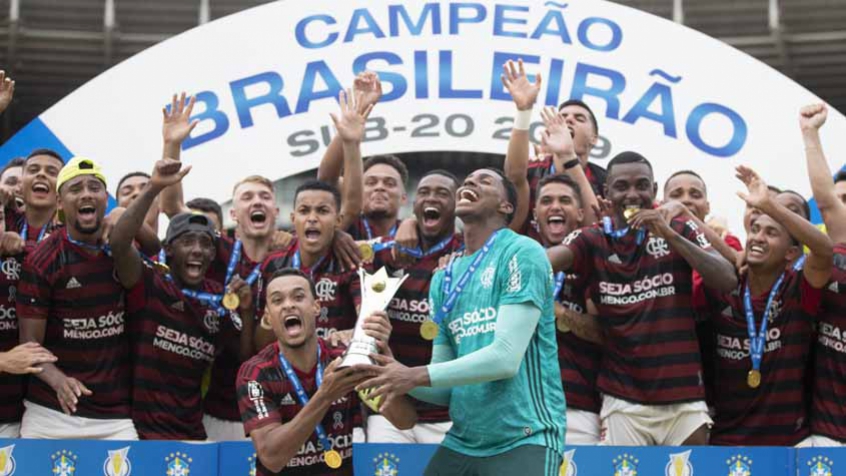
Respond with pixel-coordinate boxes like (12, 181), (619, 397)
(292, 249), (327, 279)
(278, 346), (335, 455)
(434, 230), (499, 325)
(396, 235), (452, 259)
(553, 272), (566, 301)
(363, 218), (397, 241)
(21, 222), (48, 244)
(157, 249), (166, 264)
(66, 233), (111, 255)
(743, 271), (787, 375)
(602, 216), (645, 246)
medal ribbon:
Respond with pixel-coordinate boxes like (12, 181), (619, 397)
(21, 222), (48, 244)
(434, 230), (499, 325)
(396, 236), (452, 259)
(553, 272), (566, 301)
(363, 218), (397, 241)
(292, 249), (327, 279)
(602, 216), (645, 246)
(278, 346), (335, 456)
(743, 272), (786, 374)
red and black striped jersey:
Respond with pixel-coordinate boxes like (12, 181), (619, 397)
(368, 232), (463, 423)
(563, 218), (711, 405)
(811, 244), (846, 442)
(127, 264), (227, 440)
(345, 215), (401, 241)
(237, 340), (358, 476)
(16, 228), (130, 418)
(704, 268), (819, 446)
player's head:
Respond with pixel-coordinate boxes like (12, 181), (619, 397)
(605, 152), (656, 217)
(0, 157), (25, 209)
(455, 167), (516, 226)
(163, 212), (217, 288)
(187, 197), (224, 232)
(264, 268), (321, 349)
(834, 170), (846, 206)
(663, 170), (710, 221)
(292, 180), (341, 256)
(744, 185), (781, 233)
(534, 174), (583, 247)
(558, 99), (599, 160)
(413, 169), (459, 240)
(776, 190), (811, 221)
(57, 157), (108, 236)
(362, 155), (408, 220)
(230, 175), (279, 240)
(746, 213), (801, 272)
(115, 171), (150, 208)
(23, 148), (64, 211)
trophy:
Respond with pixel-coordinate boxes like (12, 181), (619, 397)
(339, 267), (407, 367)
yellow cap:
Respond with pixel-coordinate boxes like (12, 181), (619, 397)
(56, 156), (107, 192)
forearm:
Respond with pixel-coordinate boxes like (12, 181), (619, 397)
(408, 343), (452, 406)
(561, 158), (599, 224)
(112, 186), (160, 256)
(666, 231), (737, 292)
(339, 141), (363, 230)
(759, 200), (832, 261)
(134, 222), (162, 257)
(546, 245), (575, 273)
(255, 393), (332, 472)
(686, 212), (739, 267)
(555, 303), (603, 344)
(316, 136), (344, 188)
(803, 129), (840, 212)
(379, 395), (418, 430)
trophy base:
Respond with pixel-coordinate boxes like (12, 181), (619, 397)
(338, 352), (374, 367)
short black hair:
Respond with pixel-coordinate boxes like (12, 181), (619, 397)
(186, 197), (223, 228)
(267, 268), (317, 300)
(293, 179), (342, 210)
(0, 157), (25, 178)
(779, 190), (811, 221)
(482, 167), (518, 224)
(364, 155), (409, 186)
(664, 169), (707, 194)
(115, 171), (150, 196)
(606, 151), (653, 180)
(767, 185), (782, 194)
(834, 170), (846, 184)
(419, 169), (460, 189)
(25, 148), (64, 166)
(536, 174), (583, 207)
(559, 99), (599, 135)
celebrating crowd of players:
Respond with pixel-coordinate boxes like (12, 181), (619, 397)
(0, 61), (845, 474)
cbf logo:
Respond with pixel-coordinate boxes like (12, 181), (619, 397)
(727, 455), (753, 476)
(666, 450), (693, 476)
(165, 452), (192, 476)
(372, 452), (400, 476)
(0, 444), (15, 476)
(103, 446), (131, 476)
(247, 453), (257, 476)
(559, 449), (577, 476)
(807, 456), (833, 476)
(51, 450), (78, 476)
(613, 453), (639, 476)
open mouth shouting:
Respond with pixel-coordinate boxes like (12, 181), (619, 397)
(747, 243), (767, 261)
(249, 208), (268, 228)
(303, 225), (322, 243)
(184, 259), (206, 280)
(546, 215), (567, 236)
(457, 188), (479, 206)
(283, 314), (304, 338)
(422, 206), (442, 228)
(31, 182), (51, 199)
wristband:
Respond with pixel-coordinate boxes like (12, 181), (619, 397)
(514, 109), (533, 130)
(563, 158), (580, 170)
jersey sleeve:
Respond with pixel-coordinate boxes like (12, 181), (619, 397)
(16, 249), (54, 320)
(562, 227), (594, 278)
(125, 264), (156, 314)
(677, 218), (712, 250)
(497, 239), (553, 311)
(236, 364), (283, 435)
(799, 271), (824, 315)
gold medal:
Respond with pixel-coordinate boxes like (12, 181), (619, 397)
(420, 320), (439, 340)
(358, 242), (374, 262)
(324, 449), (342, 469)
(222, 292), (240, 310)
(747, 369), (761, 388)
(623, 207), (640, 221)
(358, 388), (383, 412)
(371, 280), (386, 293)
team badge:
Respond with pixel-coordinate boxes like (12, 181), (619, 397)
(247, 453), (257, 476)
(51, 450), (78, 476)
(165, 452), (192, 476)
(0, 444), (16, 476)
(727, 455), (752, 476)
(480, 265), (495, 289)
(315, 278), (337, 301)
(559, 449), (577, 476)
(613, 453), (639, 476)
(646, 236), (670, 259)
(103, 446), (131, 476)
(666, 450), (693, 476)
(807, 456), (833, 476)
(372, 452), (400, 476)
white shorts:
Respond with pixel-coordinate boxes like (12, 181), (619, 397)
(796, 434), (846, 447)
(20, 401), (137, 440)
(566, 408), (600, 445)
(0, 422), (20, 438)
(599, 395), (711, 446)
(202, 414), (248, 441)
(366, 415), (451, 444)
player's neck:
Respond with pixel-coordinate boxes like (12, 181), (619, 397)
(25, 204), (55, 229)
(364, 214), (396, 237)
(419, 223), (453, 251)
(462, 219), (504, 254)
(67, 226), (104, 248)
(280, 337), (318, 373)
(747, 265), (782, 296)
(239, 233), (272, 263)
(299, 245), (330, 269)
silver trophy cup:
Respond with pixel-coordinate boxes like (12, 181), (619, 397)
(339, 267), (407, 367)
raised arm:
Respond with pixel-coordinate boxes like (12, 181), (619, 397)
(159, 93), (198, 218)
(546, 244), (576, 273)
(330, 89), (372, 231)
(799, 104), (846, 242)
(658, 200), (740, 268)
(736, 165), (833, 288)
(0, 70), (15, 116)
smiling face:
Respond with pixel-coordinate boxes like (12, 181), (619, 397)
(664, 173), (710, 221)
(167, 231), (215, 288)
(455, 169), (512, 224)
(605, 162), (656, 222)
(230, 180), (278, 240)
(265, 274), (321, 348)
(413, 174), (457, 240)
(291, 190), (339, 256)
(0, 165), (23, 207)
(534, 181), (583, 246)
(58, 175), (108, 236)
(363, 164), (406, 219)
(23, 155), (62, 211)
(116, 175), (149, 208)
(746, 214), (799, 270)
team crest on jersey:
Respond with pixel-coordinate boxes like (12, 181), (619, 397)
(0, 444), (16, 476)
(103, 446), (131, 476)
(767, 300), (782, 322)
(559, 449), (577, 476)
(646, 236), (670, 259)
(315, 278), (337, 301)
(613, 453), (639, 476)
(204, 310), (220, 334)
(164, 452), (192, 476)
(807, 456), (833, 476)
(726, 455), (752, 476)
(1, 258), (19, 281)
(666, 450), (693, 476)
(506, 255), (522, 293)
(372, 452), (400, 476)
(247, 453), (258, 476)
(51, 450), (78, 476)
(480, 265), (495, 289)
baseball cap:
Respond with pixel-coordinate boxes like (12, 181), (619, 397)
(57, 156), (107, 192)
(165, 212), (217, 245)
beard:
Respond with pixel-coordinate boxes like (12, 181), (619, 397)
(73, 216), (102, 235)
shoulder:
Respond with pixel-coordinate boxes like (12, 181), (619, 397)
(238, 344), (278, 382)
(24, 230), (65, 270)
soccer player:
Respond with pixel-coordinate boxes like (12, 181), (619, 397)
(115, 171), (160, 234)
(356, 167), (566, 475)
(364, 169), (463, 444)
(546, 152), (738, 446)
(0, 157), (24, 208)
(237, 268), (416, 475)
(702, 165), (831, 446)
(798, 103), (846, 446)
(186, 197), (224, 232)
(17, 157), (137, 439)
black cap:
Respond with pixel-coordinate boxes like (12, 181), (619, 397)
(165, 212), (217, 245)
